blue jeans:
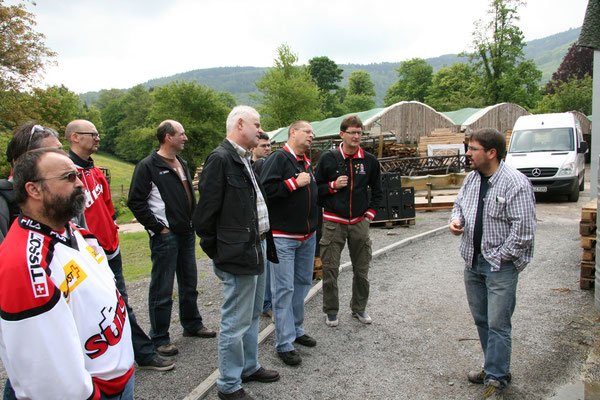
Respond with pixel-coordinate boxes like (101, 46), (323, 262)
(271, 235), (316, 352)
(263, 261), (272, 312)
(148, 231), (203, 346)
(464, 254), (519, 388)
(212, 240), (266, 394)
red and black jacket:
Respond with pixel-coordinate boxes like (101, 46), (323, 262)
(315, 144), (383, 224)
(260, 144), (318, 240)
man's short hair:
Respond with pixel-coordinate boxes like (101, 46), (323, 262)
(288, 120), (310, 138)
(10, 122), (60, 162)
(470, 128), (506, 161)
(226, 106), (259, 134)
(340, 115), (363, 133)
(157, 121), (177, 144)
(13, 148), (66, 205)
(258, 133), (269, 141)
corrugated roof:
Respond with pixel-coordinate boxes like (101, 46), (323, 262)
(270, 108), (385, 143)
(441, 108), (482, 126)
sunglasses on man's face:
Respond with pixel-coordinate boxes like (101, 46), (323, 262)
(32, 171), (83, 183)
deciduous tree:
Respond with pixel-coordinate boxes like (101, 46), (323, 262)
(255, 44), (323, 131)
(425, 63), (485, 111)
(384, 58), (433, 106)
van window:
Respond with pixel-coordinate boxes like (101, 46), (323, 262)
(509, 128), (574, 153)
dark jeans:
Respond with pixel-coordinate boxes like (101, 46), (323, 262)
(109, 252), (157, 365)
(148, 231), (203, 346)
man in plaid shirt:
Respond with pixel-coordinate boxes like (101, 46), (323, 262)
(450, 128), (536, 399)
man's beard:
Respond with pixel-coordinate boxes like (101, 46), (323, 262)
(42, 186), (86, 227)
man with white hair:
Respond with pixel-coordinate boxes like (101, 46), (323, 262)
(195, 106), (280, 400)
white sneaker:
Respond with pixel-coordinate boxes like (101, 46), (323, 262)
(326, 314), (338, 327)
(352, 311), (372, 324)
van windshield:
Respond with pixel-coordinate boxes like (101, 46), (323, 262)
(509, 128), (574, 153)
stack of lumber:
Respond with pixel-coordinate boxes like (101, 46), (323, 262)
(580, 198), (597, 290)
(382, 143), (418, 158)
(505, 129), (512, 150)
(418, 128), (466, 157)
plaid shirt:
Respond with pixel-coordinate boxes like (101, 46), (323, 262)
(227, 139), (270, 235)
(451, 161), (536, 271)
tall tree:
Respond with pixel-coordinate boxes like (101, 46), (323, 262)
(545, 43), (594, 94)
(150, 81), (229, 172)
(343, 70), (376, 112)
(425, 63), (485, 111)
(308, 56), (344, 118)
(255, 44), (323, 131)
(535, 74), (593, 115)
(0, 0), (56, 130)
(384, 58), (433, 106)
(466, 0), (541, 106)
(113, 85), (153, 162)
(30, 85), (86, 133)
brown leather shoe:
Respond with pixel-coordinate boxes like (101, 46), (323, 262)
(183, 326), (217, 338)
(241, 366), (280, 383)
(217, 388), (254, 400)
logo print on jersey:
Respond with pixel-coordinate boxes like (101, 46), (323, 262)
(27, 231), (48, 297)
(84, 290), (128, 359)
(86, 245), (105, 264)
(59, 260), (88, 302)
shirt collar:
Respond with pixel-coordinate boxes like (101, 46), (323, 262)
(338, 143), (364, 159)
(284, 143), (311, 166)
(227, 138), (252, 160)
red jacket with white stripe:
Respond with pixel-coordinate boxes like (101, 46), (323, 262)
(260, 145), (318, 240)
(69, 151), (119, 254)
(315, 144), (383, 224)
(0, 216), (134, 399)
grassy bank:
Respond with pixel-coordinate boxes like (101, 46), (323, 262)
(120, 231), (207, 282)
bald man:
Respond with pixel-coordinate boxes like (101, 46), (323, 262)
(66, 119), (174, 371)
(128, 120), (216, 358)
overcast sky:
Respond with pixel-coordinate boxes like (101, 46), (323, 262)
(15, 0), (590, 94)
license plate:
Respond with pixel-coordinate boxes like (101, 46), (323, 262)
(533, 186), (547, 193)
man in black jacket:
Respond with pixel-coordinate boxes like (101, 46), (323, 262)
(260, 121), (319, 366)
(315, 115), (382, 328)
(127, 120), (215, 359)
(194, 106), (279, 400)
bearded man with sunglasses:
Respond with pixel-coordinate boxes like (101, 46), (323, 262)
(66, 119), (174, 372)
(0, 148), (135, 399)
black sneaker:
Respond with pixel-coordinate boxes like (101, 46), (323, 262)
(137, 356), (175, 371)
(277, 350), (302, 366)
(294, 334), (317, 347)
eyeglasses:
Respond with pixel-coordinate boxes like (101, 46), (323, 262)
(27, 125), (45, 148)
(32, 171), (82, 183)
(75, 131), (100, 138)
(343, 130), (363, 135)
(468, 146), (486, 152)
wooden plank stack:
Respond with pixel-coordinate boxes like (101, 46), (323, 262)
(580, 198), (597, 290)
(418, 128), (466, 157)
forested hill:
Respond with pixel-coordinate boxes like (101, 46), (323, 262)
(80, 27), (581, 107)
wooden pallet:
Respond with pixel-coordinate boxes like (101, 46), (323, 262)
(580, 199), (597, 290)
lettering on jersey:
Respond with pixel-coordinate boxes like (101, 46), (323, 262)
(354, 162), (366, 175)
(27, 231), (48, 298)
(84, 290), (128, 359)
(22, 218), (41, 230)
(85, 245), (105, 264)
(58, 260), (88, 302)
(84, 182), (104, 209)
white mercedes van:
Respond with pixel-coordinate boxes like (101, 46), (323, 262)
(505, 112), (588, 202)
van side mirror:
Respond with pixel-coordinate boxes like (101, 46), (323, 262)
(578, 141), (589, 154)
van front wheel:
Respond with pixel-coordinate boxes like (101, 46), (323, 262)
(568, 182), (580, 202)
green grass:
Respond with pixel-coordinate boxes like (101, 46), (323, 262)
(93, 152), (137, 224)
(119, 232), (207, 282)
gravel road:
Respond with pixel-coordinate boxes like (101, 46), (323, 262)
(1, 184), (598, 400)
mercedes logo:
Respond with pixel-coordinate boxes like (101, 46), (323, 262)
(532, 168), (542, 177)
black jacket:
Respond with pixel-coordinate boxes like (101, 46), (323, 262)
(194, 139), (277, 275)
(260, 146), (318, 236)
(315, 146), (383, 220)
(127, 150), (195, 235)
